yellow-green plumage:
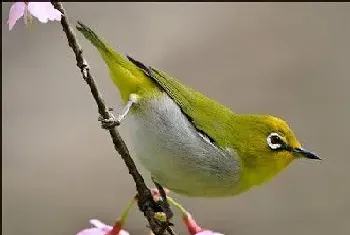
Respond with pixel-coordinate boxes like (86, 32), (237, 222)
(76, 22), (318, 197)
(145, 68), (299, 193)
(77, 24), (157, 102)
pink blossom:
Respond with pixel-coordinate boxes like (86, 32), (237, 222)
(166, 196), (225, 235)
(76, 219), (130, 235)
(8, 1), (61, 30)
(195, 231), (225, 235)
(183, 214), (225, 235)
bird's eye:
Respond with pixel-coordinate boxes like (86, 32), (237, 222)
(267, 133), (285, 150)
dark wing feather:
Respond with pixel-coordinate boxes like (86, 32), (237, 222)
(127, 56), (236, 148)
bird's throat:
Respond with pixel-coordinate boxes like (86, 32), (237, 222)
(235, 156), (294, 194)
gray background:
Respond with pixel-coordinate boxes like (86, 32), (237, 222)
(2, 3), (350, 235)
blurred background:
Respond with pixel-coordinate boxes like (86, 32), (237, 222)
(2, 2), (350, 235)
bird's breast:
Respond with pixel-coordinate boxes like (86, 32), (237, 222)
(125, 92), (241, 197)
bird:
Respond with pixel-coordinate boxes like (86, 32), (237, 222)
(76, 22), (320, 198)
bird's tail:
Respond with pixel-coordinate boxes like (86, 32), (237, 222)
(76, 21), (155, 102)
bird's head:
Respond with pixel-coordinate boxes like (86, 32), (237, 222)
(232, 114), (320, 193)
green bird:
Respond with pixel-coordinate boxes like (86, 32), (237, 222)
(76, 22), (320, 197)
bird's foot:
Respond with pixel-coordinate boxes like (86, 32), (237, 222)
(98, 93), (138, 130)
(98, 108), (121, 130)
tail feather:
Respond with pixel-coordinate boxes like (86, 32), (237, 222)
(76, 21), (154, 102)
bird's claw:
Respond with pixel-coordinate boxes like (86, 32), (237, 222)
(98, 111), (120, 130)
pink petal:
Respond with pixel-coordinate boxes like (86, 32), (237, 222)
(89, 219), (113, 232)
(183, 213), (203, 235)
(27, 2), (61, 24)
(8, 2), (26, 30)
(183, 213), (224, 235)
(76, 219), (130, 235)
(195, 231), (225, 235)
(118, 231), (130, 235)
(77, 227), (107, 235)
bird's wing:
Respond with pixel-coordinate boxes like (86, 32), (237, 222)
(127, 56), (236, 148)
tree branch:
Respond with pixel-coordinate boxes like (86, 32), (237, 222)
(51, 2), (170, 234)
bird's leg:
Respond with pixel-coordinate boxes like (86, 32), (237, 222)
(152, 177), (174, 221)
(98, 93), (139, 130)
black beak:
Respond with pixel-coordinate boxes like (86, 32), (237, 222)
(293, 148), (321, 160)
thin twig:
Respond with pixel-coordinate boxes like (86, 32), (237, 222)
(51, 2), (171, 234)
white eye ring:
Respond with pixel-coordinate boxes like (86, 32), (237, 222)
(267, 133), (284, 150)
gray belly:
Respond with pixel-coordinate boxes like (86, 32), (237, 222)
(126, 93), (241, 197)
